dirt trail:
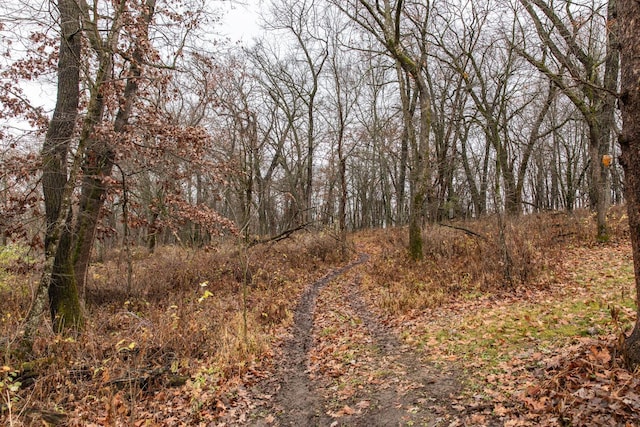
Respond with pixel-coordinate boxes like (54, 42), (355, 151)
(267, 254), (367, 426)
(232, 253), (460, 426)
(334, 277), (459, 426)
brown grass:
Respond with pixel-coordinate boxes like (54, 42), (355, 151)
(353, 207), (629, 318)
(0, 230), (348, 425)
(0, 208), (630, 424)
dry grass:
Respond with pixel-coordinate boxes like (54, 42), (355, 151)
(0, 230), (348, 425)
(0, 208), (631, 424)
(353, 207), (629, 318)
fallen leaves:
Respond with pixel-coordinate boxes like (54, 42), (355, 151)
(327, 401), (372, 419)
(522, 336), (640, 425)
(329, 404), (356, 417)
(493, 404), (509, 416)
(4, 222), (640, 426)
(352, 235), (640, 425)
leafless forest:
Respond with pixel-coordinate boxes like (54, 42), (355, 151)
(2, 0), (640, 425)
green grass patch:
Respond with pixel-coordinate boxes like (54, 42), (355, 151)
(422, 288), (636, 378)
(321, 326), (337, 336)
(434, 303), (609, 356)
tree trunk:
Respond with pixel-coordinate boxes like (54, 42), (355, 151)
(72, 142), (115, 292)
(460, 125), (485, 217)
(590, 126), (610, 241)
(27, 0), (84, 336)
(396, 64), (427, 260)
(338, 155), (347, 256)
(618, 0), (640, 370)
(395, 65), (413, 225)
(408, 74), (431, 260)
(41, 0), (80, 252)
(49, 209), (83, 332)
(73, 0), (153, 292)
(594, 0), (619, 241)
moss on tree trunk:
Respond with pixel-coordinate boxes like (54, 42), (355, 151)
(48, 268), (83, 333)
(49, 219), (83, 333)
(408, 192), (424, 261)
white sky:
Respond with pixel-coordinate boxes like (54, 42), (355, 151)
(219, 1), (264, 43)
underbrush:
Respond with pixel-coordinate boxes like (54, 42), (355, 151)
(0, 208), (635, 425)
(0, 230), (347, 425)
(354, 208), (628, 317)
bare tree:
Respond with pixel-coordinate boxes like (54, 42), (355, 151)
(266, 0), (329, 226)
(517, 0), (619, 240)
(323, 10), (363, 254)
(337, 0), (433, 260)
(352, 46), (405, 226)
(248, 42), (312, 230)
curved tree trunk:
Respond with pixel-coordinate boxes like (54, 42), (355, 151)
(73, 0), (154, 292)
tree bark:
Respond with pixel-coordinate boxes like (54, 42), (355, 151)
(596, 0), (619, 241)
(618, 0), (640, 369)
(27, 0), (84, 336)
(73, 0), (155, 292)
(41, 0), (80, 253)
(395, 64), (414, 226)
(408, 76), (432, 261)
(69, 51), (113, 297)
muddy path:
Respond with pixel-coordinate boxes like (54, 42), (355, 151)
(331, 276), (461, 426)
(272, 254), (371, 426)
(226, 253), (462, 426)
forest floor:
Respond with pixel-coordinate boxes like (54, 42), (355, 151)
(223, 252), (462, 426)
(2, 211), (640, 426)
(217, 237), (639, 426)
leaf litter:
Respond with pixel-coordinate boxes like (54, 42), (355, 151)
(197, 236), (640, 426)
(4, 216), (640, 426)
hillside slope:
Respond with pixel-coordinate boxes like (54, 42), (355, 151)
(1, 210), (639, 425)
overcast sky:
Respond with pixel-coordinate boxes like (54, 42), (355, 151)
(219, 1), (264, 43)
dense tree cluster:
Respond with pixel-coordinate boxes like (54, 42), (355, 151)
(1, 0), (622, 256)
(206, 0), (621, 259)
(2, 0), (639, 363)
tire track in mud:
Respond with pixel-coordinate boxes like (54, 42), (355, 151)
(338, 276), (461, 426)
(273, 253), (370, 426)
(241, 252), (459, 426)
